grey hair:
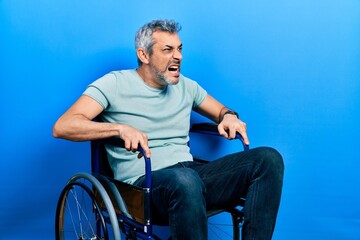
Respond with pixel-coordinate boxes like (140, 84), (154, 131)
(135, 19), (182, 65)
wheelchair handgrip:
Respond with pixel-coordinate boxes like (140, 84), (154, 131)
(138, 147), (152, 189)
(191, 123), (249, 151)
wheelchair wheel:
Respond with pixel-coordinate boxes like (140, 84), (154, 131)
(55, 173), (121, 240)
(208, 221), (238, 240)
(208, 209), (243, 240)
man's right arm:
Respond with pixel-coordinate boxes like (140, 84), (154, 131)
(53, 95), (151, 157)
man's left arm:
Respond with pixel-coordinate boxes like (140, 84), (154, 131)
(194, 94), (250, 145)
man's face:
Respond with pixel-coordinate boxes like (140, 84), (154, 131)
(148, 31), (183, 87)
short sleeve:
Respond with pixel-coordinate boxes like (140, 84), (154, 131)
(184, 77), (207, 108)
(82, 73), (117, 109)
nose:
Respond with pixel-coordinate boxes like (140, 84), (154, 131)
(173, 49), (182, 61)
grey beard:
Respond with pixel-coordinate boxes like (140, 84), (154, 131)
(151, 63), (177, 85)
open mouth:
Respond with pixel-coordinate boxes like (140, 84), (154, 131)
(168, 65), (180, 72)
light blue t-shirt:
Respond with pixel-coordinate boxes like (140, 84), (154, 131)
(83, 70), (207, 183)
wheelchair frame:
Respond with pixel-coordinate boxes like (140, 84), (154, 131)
(55, 123), (249, 239)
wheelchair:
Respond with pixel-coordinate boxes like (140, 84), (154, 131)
(55, 122), (249, 240)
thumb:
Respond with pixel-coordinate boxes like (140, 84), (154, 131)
(217, 124), (229, 138)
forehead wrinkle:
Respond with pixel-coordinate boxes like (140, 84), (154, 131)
(153, 32), (181, 47)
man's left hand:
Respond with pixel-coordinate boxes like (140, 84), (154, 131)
(218, 114), (250, 145)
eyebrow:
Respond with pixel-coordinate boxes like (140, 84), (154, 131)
(164, 44), (183, 49)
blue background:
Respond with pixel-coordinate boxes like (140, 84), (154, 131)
(1, 0), (359, 239)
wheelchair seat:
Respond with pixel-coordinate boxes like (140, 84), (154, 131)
(55, 123), (248, 240)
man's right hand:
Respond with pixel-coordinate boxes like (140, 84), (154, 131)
(118, 124), (151, 158)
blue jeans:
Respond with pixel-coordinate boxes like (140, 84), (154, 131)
(134, 147), (284, 240)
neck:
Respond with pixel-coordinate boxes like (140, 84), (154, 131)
(136, 66), (167, 89)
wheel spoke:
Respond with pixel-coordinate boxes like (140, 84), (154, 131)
(56, 180), (109, 240)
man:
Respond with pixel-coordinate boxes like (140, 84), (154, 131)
(53, 19), (284, 239)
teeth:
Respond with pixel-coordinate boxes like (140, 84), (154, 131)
(169, 65), (179, 71)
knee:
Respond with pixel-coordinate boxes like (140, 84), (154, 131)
(171, 169), (206, 198)
(151, 168), (206, 224)
(257, 147), (284, 178)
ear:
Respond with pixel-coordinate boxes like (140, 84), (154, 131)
(136, 48), (150, 65)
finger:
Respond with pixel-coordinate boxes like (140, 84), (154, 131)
(240, 131), (250, 146)
(217, 124), (229, 138)
(124, 139), (132, 151)
(239, 122), (250, 145)
(139, 135), (151, 158)
(142, 146), (151, 158)
(229, 126), (237, 139)
(141, 141), (151, 158)
(131, 140), (139, 152)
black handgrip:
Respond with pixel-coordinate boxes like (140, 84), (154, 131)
(190, 122), (249, 151)
(92, 137), (125, 148)
(191, 122), (219, 133)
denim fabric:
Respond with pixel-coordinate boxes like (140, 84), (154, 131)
(133, 147), (284, 240)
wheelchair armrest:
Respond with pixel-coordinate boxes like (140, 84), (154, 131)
(92, 137), (126, 148)
(190, 122), (249, 151)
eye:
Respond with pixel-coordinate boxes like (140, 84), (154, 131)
(163, 47), (173, 52)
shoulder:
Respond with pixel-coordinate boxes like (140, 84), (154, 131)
(177, 74), (200, 88)
(177, 74), (206, 93)
(111, 69), (137, 79)
(90, 69), (138, 87)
